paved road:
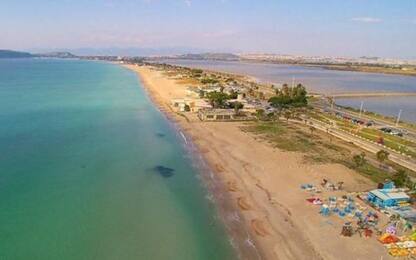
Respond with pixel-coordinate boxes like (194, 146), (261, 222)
(292, 117), (416, 172)
(313, 101), (416, 142)
(327, 92), (416, 98)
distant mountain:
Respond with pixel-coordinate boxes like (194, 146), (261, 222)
(35, 52), (77, 58)
(0, 50), (33, 58)
(0, 49), (79, 59)
(29, 47), (210, 57)
(174, 53), (240, 61)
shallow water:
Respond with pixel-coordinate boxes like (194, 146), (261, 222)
(0, 59), (235, 260)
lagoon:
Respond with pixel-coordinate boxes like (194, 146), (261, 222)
(162, 59), (416, 123)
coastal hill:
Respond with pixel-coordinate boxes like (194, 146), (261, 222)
(0, 50), (33, 58)
(0, 49), (78, 59)
(34, 52), (78, 58)
(173, 53), (240, 61)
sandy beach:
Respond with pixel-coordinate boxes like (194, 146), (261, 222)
(124, 64), (391, 260)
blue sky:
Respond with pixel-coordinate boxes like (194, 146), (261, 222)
(1, 0), (415, 58)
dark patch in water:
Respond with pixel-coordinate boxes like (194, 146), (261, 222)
(153, 165), (175, 178)
(156, 133), (166, 138)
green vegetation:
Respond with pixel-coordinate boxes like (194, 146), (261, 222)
(308, 109), (416, 158)
(353, 152), (367, 167)
(340, 105), (416, 131)
(205, 92), (244, 112)
(255, 109), (265, 120)
(358, 128), (416, 158)
(242, 121), (415, 185)
(346, 160), (390, 184)
(229, 101), (244, 114)
(191, 69), (204, 78)
(268, 84), (308, 109)
(376, 150), (389, 166)
(206, 91), (230, 108)
(241, 121), (349, 158)
(200, 78), (219, 84)
(191, 69), (203, 74)
(392, 169), (412, 188)
(308, 112), (332, 125)
(323, 64), (416, 77)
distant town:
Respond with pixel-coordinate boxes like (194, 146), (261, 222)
(2, 49), (416, 67)
(89, 51), (416, 77)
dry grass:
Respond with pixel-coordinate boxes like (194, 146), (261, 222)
(175, 78), (200, 85)
(241, 120), (395, 183)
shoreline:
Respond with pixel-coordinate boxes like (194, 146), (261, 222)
(125, 64), (320, 259)
(123, 64), (392, 260)
(131, 65), (264, 259)
(153, 58), (416, 77)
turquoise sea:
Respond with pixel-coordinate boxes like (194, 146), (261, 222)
(0, 59), (235, 259)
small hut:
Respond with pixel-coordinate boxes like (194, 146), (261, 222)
(367, 189), (410, 208)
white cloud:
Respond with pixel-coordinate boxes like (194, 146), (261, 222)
(351, 17), (382, 23)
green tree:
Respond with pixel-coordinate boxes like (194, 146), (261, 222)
(352, 152), (366, 167)
(392, 169), (410, 188)
(256, 109), (265, 119)
(269, 95), (292, 109)
(268, 83), (308, 108)
(229, 101), (244, 115)
(376, 150), (389, 166)
(292, 84), (308, 106)
(206, 91), (229, 108)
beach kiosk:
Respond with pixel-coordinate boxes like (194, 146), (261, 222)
(367, 189), (410, 208)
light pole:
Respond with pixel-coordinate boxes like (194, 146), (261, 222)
(396, 109), (402, 127)
(359, 101), (364, 119)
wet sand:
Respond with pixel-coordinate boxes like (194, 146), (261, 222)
(124, 64), (391, 259)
